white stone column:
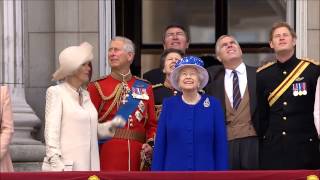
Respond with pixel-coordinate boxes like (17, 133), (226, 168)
(3, 0), (44, 171)
(295, 0), (308, 59)
(100, 0), (115, 76)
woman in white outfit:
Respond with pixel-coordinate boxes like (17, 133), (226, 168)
(42, 42), (99, 171)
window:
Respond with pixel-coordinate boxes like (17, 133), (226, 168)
(116, 0), (294, 75)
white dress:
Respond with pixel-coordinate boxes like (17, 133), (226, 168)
(44, 82), (100, 171)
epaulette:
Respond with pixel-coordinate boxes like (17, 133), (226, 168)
(256, 61), (276, 73)
(134, 76), (151, 84)
(91, 75), (108, 82)
(152, 83), (163, 89)
(301, 57), (320, 66)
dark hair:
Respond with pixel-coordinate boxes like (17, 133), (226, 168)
(162, 24), (190, 43)
(159, 48), (185, 70)
(269, 22), (297, 42)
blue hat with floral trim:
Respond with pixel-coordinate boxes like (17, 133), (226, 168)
(170, 55), (209, 92)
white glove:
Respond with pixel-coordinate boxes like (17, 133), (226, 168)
(97, 115), (126, 139)
(111, 115), (126, 128)
(45, 154), (65, 171)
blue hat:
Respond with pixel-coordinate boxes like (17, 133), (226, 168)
(170, 56), (209, 92)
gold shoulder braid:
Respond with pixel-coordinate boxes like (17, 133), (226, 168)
(152, 83), (163, 89)
(94, 82), (123, 122)
(257, 61), (276, 73)
(301, 57), (320, 66)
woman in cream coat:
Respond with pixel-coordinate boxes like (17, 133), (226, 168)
(0, 85), (14, 172)
(42, 42), (99, 171)
(314, 76), (320, 138)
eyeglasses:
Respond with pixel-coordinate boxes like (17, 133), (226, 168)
(165, 32), (186, 39)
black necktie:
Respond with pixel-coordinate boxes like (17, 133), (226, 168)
(232, 70), (241, 110)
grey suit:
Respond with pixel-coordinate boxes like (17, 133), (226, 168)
(205, 64), (259, 170)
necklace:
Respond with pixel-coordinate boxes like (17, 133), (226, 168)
(182, 93), (201, 105)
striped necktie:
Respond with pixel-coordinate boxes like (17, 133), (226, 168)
(232, 70), (241, 110)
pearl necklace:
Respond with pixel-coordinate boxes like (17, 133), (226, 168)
(182, 93), (201, 105)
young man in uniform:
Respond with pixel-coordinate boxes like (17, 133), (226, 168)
(257, 22), (320, 169)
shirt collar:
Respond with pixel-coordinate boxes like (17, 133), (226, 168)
(225, 62), (246, 77)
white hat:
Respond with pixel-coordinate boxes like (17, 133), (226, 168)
(52, 42), (93, 81)
(170, 55), (209, 92)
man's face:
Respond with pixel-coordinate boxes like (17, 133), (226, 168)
(269, 27), (296, 54)
(108, 40), (133, 70)
(163, 27), (189, 52)
(217, 36), (242, 66)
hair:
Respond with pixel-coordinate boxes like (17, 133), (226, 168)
(162, 24), (190, 43)
(215, 35), (240, 56)
(109, 36), (135, 54)
(159, 48), (185, 70)
(269, 22), (297, 42)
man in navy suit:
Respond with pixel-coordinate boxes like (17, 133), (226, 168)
(205, 35), (259, 170)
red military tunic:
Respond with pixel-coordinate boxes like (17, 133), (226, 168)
(87, 74), (157, 171)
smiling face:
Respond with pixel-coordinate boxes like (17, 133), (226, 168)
(163, 27), (189, 52)
(73, 62), (91, 83)
(178, 66), (200, 93)
(163, 52), (182, 75)
(216, 36), (242, 69)
(269, 26), (296, 54)
(107, 40), (134, 71)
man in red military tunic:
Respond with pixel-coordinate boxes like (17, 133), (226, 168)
(87, 36), (156, 171)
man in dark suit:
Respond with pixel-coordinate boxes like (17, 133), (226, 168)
(205, 35), (259, 170)
(143, 24), (189, 85)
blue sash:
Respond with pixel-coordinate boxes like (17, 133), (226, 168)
(99, 79), (148, 144)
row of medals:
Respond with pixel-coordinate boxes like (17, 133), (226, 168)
(292, 82), (307, 96)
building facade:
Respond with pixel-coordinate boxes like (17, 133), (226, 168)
(0, 0), (319, 171)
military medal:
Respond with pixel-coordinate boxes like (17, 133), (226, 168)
(138, 100), (145, 112)
(132, 87), (142, 99)
(298, 83), (303, 96)
(141, 88), (149, 100)
(129, 115), (134, 127)
(302, 82), (307, 95)
(135, 110), (143, 122)
(203, 97), (210, 108)
(292, 83), (298, 96)
(132, 87), (149, 100)
(120, 82), (130, 104)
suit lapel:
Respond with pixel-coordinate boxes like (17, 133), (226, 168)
(246, 65), (257, 116)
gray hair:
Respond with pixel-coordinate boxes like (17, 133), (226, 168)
(109, 36), (135, 54)
(215, 35), (240, 56)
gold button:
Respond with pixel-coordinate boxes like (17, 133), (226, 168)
(282, 131), (286, 135)
(283, 71), (287, 75)
(283, 102), (287, 106)
(283, 116), (287, 120)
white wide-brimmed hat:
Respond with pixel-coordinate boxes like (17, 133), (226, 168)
(170, 55), (209, 92)
(52, 42), (93, 81)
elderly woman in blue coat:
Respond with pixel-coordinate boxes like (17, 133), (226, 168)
(151, 56), (228, 171)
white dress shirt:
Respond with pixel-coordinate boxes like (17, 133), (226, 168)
(224, 62), (247, 108)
